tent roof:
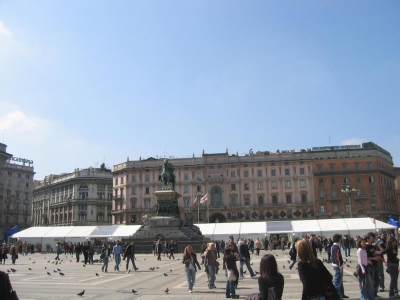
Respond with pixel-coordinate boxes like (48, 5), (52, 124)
(112, 225), (141, 238)
(239, 222), (267, 234)
(42, 227), (74, 238)
(12, 227), (52, 238)
(64, 226), (97, 238)
(291, 220), (320, 234)
(88, 226), (119, 238)
(266, 221), (292, 233)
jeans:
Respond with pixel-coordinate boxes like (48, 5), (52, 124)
(359, 274), (368, 300)
(345, 247), (350, 257)
(387, 265), (399, 296)
(102, 257), (109, 272)
(126, 255), (137, 270)
(55, 253), (60, 260)
(186, 268), (196, 291)
(333, 266), (344, 297)
(365, 268), (376, 300)
(225, 280), (237, 298)
(169, 250), (174, 259)
(289, 260), (296, 269)
(89, 253), (93, 264)
(208, 265), (216, 287)
(377, 262), (385, 289)
(114, 254), (121, 270)
(239, 258), (255, 277)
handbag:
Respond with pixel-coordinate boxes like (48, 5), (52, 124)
(227, 269), (237, 281)
(356, 264), (364, 277)
(8, 289), (19, 300)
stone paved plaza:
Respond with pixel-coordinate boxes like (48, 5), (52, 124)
(1, 248), (393, 299)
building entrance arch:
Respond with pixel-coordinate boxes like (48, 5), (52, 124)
(209, 213), (226, 223)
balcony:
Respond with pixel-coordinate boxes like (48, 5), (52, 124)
(124, 208), (142, 213)
(207, 176), (224, 182)
(328, 196), (342, 201)
(209, 205), (225, 210)
(355, 195), (367, 200)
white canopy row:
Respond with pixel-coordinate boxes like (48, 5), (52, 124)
(11, 218), (395, 245)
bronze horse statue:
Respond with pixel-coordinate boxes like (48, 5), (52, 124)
(159, 158), (176, 190)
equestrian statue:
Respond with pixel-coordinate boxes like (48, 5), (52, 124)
(159, 158), (176, 190)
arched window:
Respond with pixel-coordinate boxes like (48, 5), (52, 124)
(231, 197), (237, 206)
(272, 195), (278, 204)
(286, 195), (292, 204)
(301, 194), (307, 202)
(79, 183), (88, 189)
(258, 196), (264, 205)
(211, 186), (222, 206)
(79, 183), (89, 200)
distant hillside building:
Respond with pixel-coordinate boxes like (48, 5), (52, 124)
(32, 166), (113, 226)
(0, 143), (35, 237)
(112, 142), (397, 225)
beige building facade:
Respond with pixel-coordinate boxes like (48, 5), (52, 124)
(0, 143), (35, 237)
(32, 167), (113, 226)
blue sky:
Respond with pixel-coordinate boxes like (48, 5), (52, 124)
(0, 1), (399, 179)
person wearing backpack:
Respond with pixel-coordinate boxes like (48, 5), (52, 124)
(289, 242), (297, 270)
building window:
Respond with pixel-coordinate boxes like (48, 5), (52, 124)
(257, 182), (263, 190)
(25, 192), (29, 200)
(184, 197), (190, 207)
(257, 170), (262, 177)
(329, 177), (336, 185)
(184, 185), (189, 193)
(16, 181), (20, 188)
(369, 176), (374, 183)
(319, 190), (325, 199)
(333, 205), (338, 213)
(286, 195), (292, 204)
(285, 181), (291, 188)
(342, 164), (348, 171)
(300, 180), (306, 188)
(329, 165), (335, 172)
(287, 210), (293, 219)
(271, 169), (276, 176)
(301, 194), (307, 202)
(121, 177), (124, 184)
(210, 185), (222, 206)
(197, 172), (202, 180)
(6, 179), (11, 187)
(317, 166), (323, 173)
(273, 210), (279, 219)
(272, 195), (278, 204)
(331, 189), (338, 197)
(355, 163), (360, 171)
(26, 174), (30, 179)
(370, 187), (376, 197)
(131, 187), (136, 195)
(345, 205), (350, 212)
(320, 205), (325, 213)
(271, 182), (277, 189)
(25, 182), (29, 188)
(259, 211), (265, 219)
(285, 169), (290, 176)
(244, 183), (249, 190)
(130, 215), (136, 223)
(318, 178), (323, 184)
(145, 200), (151, 208)
(131, 200), (136, 209)
(16, 192), (20, 200)
(17, 172), (21, 178)
(258, 196), (264, 205)
(244, 196), (250, 206)
(371, 203), (376, 210)
(184, 173), (189, 180)
(230, 171), (235, 178)
(145, 175), (150, 182)
(343, 177), (349, 183)
(132, 175), (136, 182)
(7, 171), (12, 177)
(356, 176), (361, 183)
(357, 188), (362, 196)
(231, 184), (236, 191)
(358, 203), (364, 212)
(244, 170), (249, 177)
(145, 187), (150, 194)
(197, 185), (201, 192)
(300, 168), (305, 175)
(115, 178), (118, 185)
(367, 163), (372, 170)
(231, 197), (237, 206)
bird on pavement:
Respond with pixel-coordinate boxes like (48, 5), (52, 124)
(275, 255), (278, 257)
(287, 260), (290, 264)
(132, 289), (137, 294)
(170, 269), (172, 272)
(83, 264), (86, 267)
(10, 269), (16, 272)
(164, 288), (169, 294)
(57, 268), (62, 271)
(283, 265), (285, 269)
(96, 273), (99, 276)
(44, 267), (47, 269)
(29, 258), (31, 260)
(346, 264), (350, 268)
(59, 272), (65, 276)
(47, 272), (51, 275)
(28, 268), (32, 271)
(77, 290), (85, 297)
(156, 267), (159, 269)
(164, 273), (168, 276)
(32, 261), (35, 264)
(53, 270), (57, 273)
(349, 260), (352, 263)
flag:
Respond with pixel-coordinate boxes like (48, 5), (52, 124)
(192, 196), (198, 206)
(200, 193), (208, 204)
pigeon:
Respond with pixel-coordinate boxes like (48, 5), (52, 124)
(77, 290), (85, 297)
(132, 289), (137, 294)
(29, 258), (31, 260)
(156, 267), (159, 269)
(144, 258), (146, 260)
(275, 255), (278, 257)
(283, 265), (285, 269)
(170, 269), (172, 272)
(164, 288), (169, 294)
(243, 270), (247, 274)
(59, 272), (65, 276)
(251, 263), (253, 265)
(96, 273), (99, 276)
(32, 261), (35, 264)
(47, 272), (51, 275)
(287, 260), (290, 264)
(28, 268), (32, 271)
(57, 268), (62, 272)
(10, 268), (16, 272)
(349, 260), (352, 263)
(83, 264), (86, 267)
(47, 260), (50, 263)
(70, 260), (72, 262)
(177, 258), (180, 261)
(45, 267), (47, 269)
(346, 264), (350, 268)
(7, 270), (10, 273)
(53, 270), (58, 273)
(346, 258), (348, 262)
(164, 273), (168, 276)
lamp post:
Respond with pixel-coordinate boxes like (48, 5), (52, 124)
(341, 185), (357, 218)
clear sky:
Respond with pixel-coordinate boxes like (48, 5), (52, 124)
(1, 1), (399, 180)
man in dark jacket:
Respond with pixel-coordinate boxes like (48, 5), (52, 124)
(331, 234), (348, 299)
(169, 240), (175, 259)
(238, 238), (255, 278)
(156, 240), (162, 261)
(124, 240), (139, 272)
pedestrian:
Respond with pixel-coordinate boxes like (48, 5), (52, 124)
(297, 239), (339, 300)
(220, 240), (225, 252)
(182, 246), (201, 293)
(264, 237), (269, 251)
(82, 241), (89, 265)
(375, 235), (386, 293)
(224, 247), (239, 299)
(254, 238), (262, 256)
(203, 242), (219, 289)
(343, 235), (350, 257)
(257, 254), (284, 300)
(101, 243), (110, 273)
(9, 242), (18, 265)
(88, 242), (94, 264)
(169, 240), (175, 259)
(75, 242), (82, 262)
(326, 237), (333, 262)
(380, 237), (399, 299)
(331, 234), (349, 299)
(152, 241), (156, 256)
(281, 238), (285, 251)
(356, 237), (374, 300)
(156, 240), (162, 261)
(113, 240), (123, 271)
(238, 238), (256, 278)
(124, 240), (139, 272)
(0, 270), (15, 297)
(0, 243), (8, 265)
(55, 243), (62, 261)
(163, 241), (169, 257)
(365, 232), (380, 299)
(288, 241), (297, 270)
(30, 243), (34, 254)
(215, 240), (220, 258)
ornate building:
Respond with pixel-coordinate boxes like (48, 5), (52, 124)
(32, 166), (113, 226)
(312, 142), (397, 221)
(0, 143), (35, 237)
(112, 148), (315, 224)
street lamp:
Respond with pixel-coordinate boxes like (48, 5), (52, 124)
(341, 185), (357, 218)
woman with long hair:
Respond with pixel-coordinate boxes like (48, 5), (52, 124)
(182, 246), (201, 293)
(356, 237), (374, 300)
(258, 254), (284, 300)
(380, 237), (399, 299)
(203, 242), (218, 289)
(0, 243), (8, 265)
(296, 239), (339, 300)
(101, 243), (111, 273)
(224, 248), (239, 299)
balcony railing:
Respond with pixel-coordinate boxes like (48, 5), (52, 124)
(207, 177), (224, 182)
(355, 195), (367, 200)
(328, 196), (342, 201)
